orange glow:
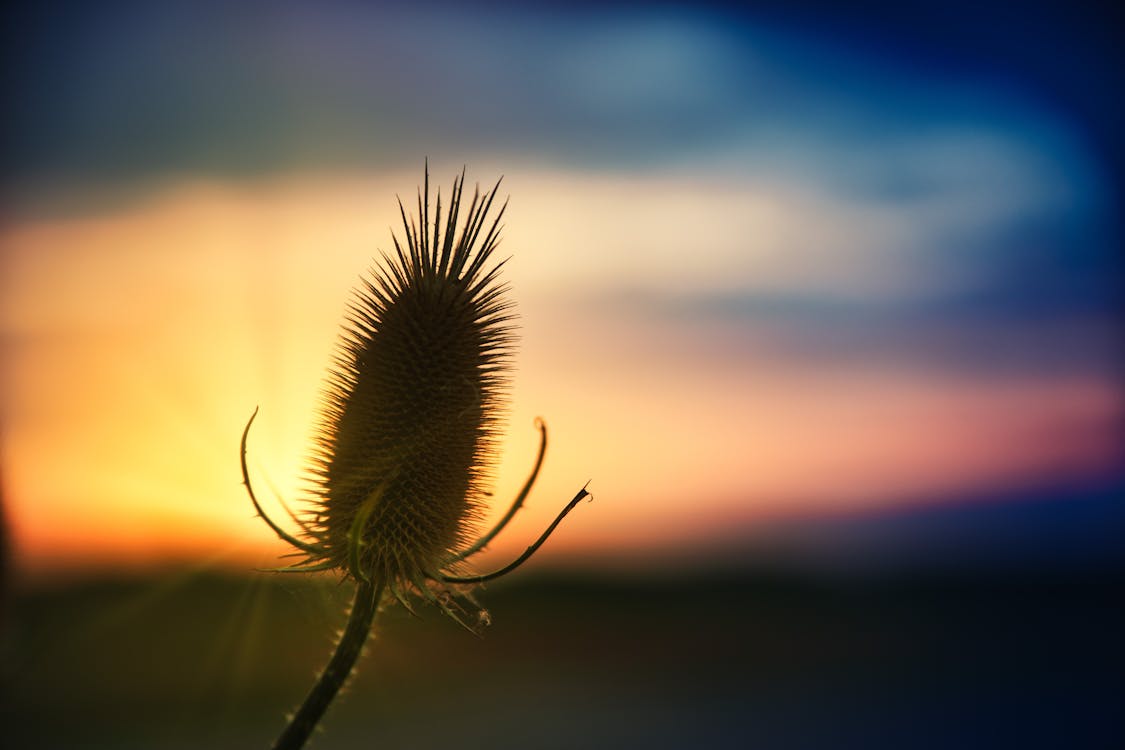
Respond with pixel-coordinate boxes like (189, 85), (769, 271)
(2, 169), (1121, 577)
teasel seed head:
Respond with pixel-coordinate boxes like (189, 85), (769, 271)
(314, 167), (512, 580)
(242, 165), (591, 627)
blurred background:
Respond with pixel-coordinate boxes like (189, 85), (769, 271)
(1, 1), (1122, 748)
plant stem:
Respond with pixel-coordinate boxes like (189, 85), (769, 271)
(272, 578), (384, 750)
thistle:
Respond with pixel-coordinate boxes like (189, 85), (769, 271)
(241, 166), (589, 750)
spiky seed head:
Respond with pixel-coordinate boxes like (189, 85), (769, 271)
(302, 169), (514, 593)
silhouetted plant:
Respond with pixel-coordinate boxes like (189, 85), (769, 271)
(241, 166), (589, 750)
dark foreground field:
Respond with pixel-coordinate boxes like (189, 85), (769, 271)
(3, 566), (1122, 749)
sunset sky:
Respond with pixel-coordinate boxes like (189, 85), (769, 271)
(1, 1), (1122, 578)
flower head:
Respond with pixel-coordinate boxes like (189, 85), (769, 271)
(242, 167), (588, 628)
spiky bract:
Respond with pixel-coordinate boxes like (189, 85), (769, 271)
(301, 171), (513, 598)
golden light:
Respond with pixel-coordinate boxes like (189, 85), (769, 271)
(2, 167), (1120, 577)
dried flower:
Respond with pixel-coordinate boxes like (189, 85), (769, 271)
(240, 166), (589, 750)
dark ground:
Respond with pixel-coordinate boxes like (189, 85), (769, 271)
(2, 565), (1122, 749)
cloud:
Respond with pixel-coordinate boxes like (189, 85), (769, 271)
(2, 1), (1110, 191)
(4, 0), (1118, 375)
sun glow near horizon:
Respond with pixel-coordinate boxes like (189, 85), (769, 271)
(1, 167), (1121, 578)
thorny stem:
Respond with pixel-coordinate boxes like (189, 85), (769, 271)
(272, 579), (385, 750)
